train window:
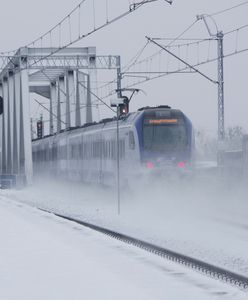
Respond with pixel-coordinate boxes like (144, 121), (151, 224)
(129, 131), (135, 150)
(143, 120), (187, 152)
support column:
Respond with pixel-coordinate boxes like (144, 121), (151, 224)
(75, 70), (81, 127)
(19, 61), (33, 184)
(57, 76), (65, 133)
(50, 82), (56, 135)
(65, 70), (74, 129)
(7, 72), (14, 174)
(88, 55), (98, 122)
(77, 71), (87, 125)
(0, 83), (3, 173)
(1, 77), (8, 174)
(217, 31), (224, 141)
(86, 74), (93, 124)
(116, 56), (122, 98)
(13, 72), (21, 174)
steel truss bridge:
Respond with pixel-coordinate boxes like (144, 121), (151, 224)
(0, 47), (121, 185)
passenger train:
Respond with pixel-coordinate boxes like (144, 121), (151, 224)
(32, 106), (195, 185)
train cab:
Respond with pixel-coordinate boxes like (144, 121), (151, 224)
(134, 106), (194, 172)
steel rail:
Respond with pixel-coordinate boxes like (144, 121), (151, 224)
(39, 208), (248, 291)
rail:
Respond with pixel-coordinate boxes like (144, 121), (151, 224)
(39, 208), (248, 291)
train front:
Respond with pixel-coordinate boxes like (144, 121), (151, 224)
(135, 106), (194, 174)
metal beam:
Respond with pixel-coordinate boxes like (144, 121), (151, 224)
(50, 82), (56, 135)
(0, 83), (3, 173)
(57, 77), (64, 133)
(7, 72), (14, 174)
(13, 72), (20, 174)
(1, 78), (8, 174)
(217, 31), (225, 140)
(19, 64), (33, 184)
(65, 70), (74, 129)
(86, 75), (93, 124)
(0, 47), (122, 185)
(75, 70), (82, 127)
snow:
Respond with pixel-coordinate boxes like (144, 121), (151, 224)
(1, 196), (246, 300)
(3, 174), (248, 279)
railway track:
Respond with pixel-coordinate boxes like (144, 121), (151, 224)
(40, 208), (248, 291)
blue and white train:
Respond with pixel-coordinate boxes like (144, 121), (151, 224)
(32, 105), (194, 185)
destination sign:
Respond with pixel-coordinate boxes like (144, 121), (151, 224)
(145, 119), (178, 124)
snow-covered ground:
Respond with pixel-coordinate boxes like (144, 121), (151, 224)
(2, 172), (248, 280)
(1, 196), (246, 300)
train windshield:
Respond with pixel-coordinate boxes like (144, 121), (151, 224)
(143, 117), (187, 152)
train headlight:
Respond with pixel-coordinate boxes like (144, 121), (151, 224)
(146, 161), (155, 169)
(177, 161), (186, 168)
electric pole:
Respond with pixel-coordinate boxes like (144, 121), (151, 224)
(197, 14), (225, 141)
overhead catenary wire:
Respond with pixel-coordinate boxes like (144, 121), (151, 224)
(223, 23), (248, 36)
(209, 0), (248, 17)
(146, 36), (217, 84)
(126, 19), (199, 69)
(0, 0), (170, 64)
(79, 81), (115, 113)
(123, 38), (214, 69)
(100, 1), (248, 98)
(99, 20), (203, 97)
(13, 1), (248, 102)
(33, 63), (116, 124)
(122, 41), (150, 73)
(122, 45), (248, 89)
(75, 1), (248, 102)
(98, 41), (150, 91)
(34, 98), (67, 125)
(28, 0), (169, 65)
(24, 0), (171, 68)
(4, 0), (248, 126)
(99, 35), (248, 99)
(98, 19), (201, 94)
(118, 0), (248, 78)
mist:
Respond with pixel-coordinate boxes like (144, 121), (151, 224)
(3, 147), (248, 277)
(1, 1), (248, 297)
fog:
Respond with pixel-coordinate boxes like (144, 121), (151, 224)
(1, 0), (248, 288)
(3, 162), (248, 278)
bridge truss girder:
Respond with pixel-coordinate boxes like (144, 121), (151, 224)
(0, 47), (121, 185)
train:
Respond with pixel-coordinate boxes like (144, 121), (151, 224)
(32, 105), (195, 185)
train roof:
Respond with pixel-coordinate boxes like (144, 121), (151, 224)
(138, 105), (171, 111)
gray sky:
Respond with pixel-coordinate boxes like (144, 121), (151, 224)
(1, 0), (248, 135)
